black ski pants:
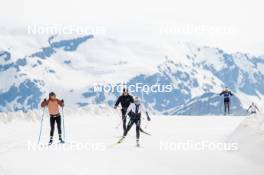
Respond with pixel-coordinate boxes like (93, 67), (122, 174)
(224, 99), (230, 115)
(121, 108), (127, 134)
(123, 115), (141, 139)
(50, 114), (62, 137)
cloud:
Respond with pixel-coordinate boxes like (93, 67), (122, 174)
(0, 0), (263, 54)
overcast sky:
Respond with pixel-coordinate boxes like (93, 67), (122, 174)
(1, 0), (263, 55)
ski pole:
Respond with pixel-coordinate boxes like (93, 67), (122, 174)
(114, 106), (124, 129)
(38, 108), (45, 144)
(115, 115), (126, 129)
(61, 107), (66, 141)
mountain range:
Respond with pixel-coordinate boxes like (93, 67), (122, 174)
(0, 34), (263, 115)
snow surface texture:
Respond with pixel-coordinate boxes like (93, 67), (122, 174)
(228, 114), (264, 163)
(0, 109), (263, 175)
(1, 34), (264, 115)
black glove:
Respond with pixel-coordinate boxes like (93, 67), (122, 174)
(146, 112), (151, 121)
(61, 99), (65, 107)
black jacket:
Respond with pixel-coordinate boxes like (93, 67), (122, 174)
(115, 95), (134, 109)
(220, 90), (233, 102)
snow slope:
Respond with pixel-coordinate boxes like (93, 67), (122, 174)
(228, 114), (264, 163)
(0, 109), (263, 175)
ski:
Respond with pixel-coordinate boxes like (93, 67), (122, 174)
(40, 143), (65, 148)
(117, 137), (125, 144)
(40, 144), (51, 148)
(40, 140), (66, 147)
(59, 140), (65, 144)
(140, 130), (151, 136)
(108, 136), (125, 148)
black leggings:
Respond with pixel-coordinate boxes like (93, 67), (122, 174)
(121, 108), (127, 134)
(224, 101), (230, 115)
(50, 115), (62, 137)
(123, 116), (141, 139)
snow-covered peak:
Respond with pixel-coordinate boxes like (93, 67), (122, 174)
(1, 34), (264, 114)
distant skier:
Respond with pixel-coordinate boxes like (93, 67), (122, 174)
(219, 87), (233, 115)
(114, 88), (134, 134)
(247, 102), (260, 114)
(118, 97), (151, 147)
(41, 92), (64, 144)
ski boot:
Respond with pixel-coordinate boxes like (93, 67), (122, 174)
(59, 134), (65, 144)
(117, 136), (125, 144)
(48, 137), (53, 145)
(136, 139), (140, 147)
